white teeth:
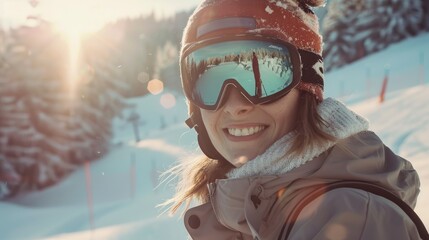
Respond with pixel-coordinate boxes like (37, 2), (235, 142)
(227, 126), (265, 137)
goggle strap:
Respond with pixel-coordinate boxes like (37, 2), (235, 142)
(185, 114), (197, 129)
(298, 49), (324, 88)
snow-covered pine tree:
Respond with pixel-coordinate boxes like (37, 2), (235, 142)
(323, 0), (423, 72)
(322, 1), (358, 71)
(0, 21), (129, 199)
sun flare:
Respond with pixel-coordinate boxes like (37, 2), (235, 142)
(67, 32), (81, 99)
(43, 1), (102, 98)
(47, 1), (103, 36)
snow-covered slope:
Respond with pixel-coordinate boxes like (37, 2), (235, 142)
(325, 32), (429, 104)
(1, 33), (428, 239)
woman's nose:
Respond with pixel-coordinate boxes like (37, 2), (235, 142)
(222, 86), (254, 116)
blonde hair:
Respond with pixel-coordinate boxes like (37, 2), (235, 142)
(161, 92), (335, 214)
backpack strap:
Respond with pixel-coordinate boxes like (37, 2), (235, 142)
(277, 181), (429, 240)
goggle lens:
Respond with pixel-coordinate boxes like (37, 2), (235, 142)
(182, 39), (300, 110)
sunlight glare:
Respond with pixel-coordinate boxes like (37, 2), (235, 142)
(47, 1), (103, 36)
(67, 31), (81, 99)
(36, 1), (99, 99)
(160, 93), (176, 109)
(147, 79), (164, 95)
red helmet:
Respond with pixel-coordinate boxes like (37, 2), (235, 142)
(182, 0), (323, 55)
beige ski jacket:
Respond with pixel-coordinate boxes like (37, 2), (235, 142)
(184, 131), (421, 239)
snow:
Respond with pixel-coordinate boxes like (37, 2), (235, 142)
(265, 6), (274, 15)
(1, 33), (429, 239)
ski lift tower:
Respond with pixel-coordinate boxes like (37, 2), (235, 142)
(127, 111), (141, 142)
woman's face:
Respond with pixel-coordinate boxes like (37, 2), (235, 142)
(200, 87), (300, 167)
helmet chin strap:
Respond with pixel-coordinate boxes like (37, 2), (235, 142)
(185, 112), (229, 163)
(185, 116), (197, 129)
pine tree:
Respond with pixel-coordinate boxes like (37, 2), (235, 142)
(323, 0), (423, 72)
(98, 9), (192, 97)
(0, 21), (129, 199)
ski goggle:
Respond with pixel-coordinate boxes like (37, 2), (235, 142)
(181, 34), (302, 110)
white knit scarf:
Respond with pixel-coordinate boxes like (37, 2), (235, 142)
(226, 98), (369, 179)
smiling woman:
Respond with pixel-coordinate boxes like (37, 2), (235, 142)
(163, 0), (426, 239)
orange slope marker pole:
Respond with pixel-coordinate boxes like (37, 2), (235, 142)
(84, 161), (95, 230)
(379, 69), (389, 104)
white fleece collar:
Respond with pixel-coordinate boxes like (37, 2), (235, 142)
(226, 98), (369, 179)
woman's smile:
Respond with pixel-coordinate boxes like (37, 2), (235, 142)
(224, 125), (267, 138)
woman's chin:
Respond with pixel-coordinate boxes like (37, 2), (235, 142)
(228, 154), (256, 167)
